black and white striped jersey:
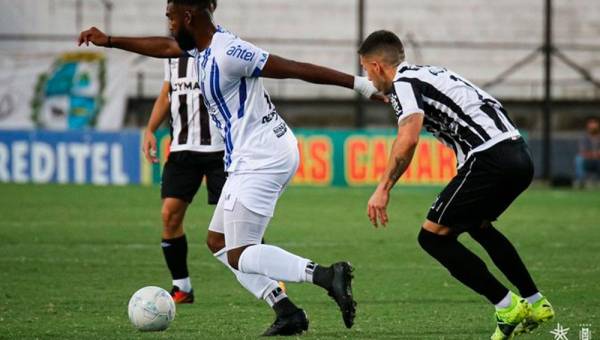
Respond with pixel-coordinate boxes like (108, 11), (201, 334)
(390, 62), (520, 168)
(164, 57), (224, 153)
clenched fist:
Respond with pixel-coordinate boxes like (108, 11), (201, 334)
(78, 27), (109, 47)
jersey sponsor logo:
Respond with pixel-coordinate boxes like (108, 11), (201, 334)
(171, 81), (200, 92)
(273, 122), (288, 138)
(261, 111), (279, 124)
(226, 45), (256, 61)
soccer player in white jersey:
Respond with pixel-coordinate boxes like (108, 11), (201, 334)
(141, 0), (223, 305)
(78, 0), (382, 335)
(359, 30), (554, 340)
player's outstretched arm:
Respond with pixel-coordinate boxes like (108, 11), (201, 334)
(143, 82), (171, 163)
(78, 27), (183, 58)
(261, 54), (386, 102)
(367, 113), (424, 227)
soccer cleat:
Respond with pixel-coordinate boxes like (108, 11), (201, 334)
(170, 286), (194, 304)
(491, 294), (531, 340)
(262, 309), (309, 336)
(326, 262), (357, 329)
(514, 297), (555, 335)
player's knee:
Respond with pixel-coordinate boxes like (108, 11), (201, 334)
(227, 252), (240, 269)
(418, 228), (435, 250)
(161, 206), (184, 229)
(227, 247), (248, 270)
(422, 220), (453, 236)
(206, 233), (225, 254)
(418, 227), (455, 252)
(468, 220), (493, 237)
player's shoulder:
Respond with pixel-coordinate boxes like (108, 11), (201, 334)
(213, 28), (262, 63)
(395, 63), (446, 81)
(393, 63), (454, 93)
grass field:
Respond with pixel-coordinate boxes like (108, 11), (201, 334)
(0, 183), (599, 339)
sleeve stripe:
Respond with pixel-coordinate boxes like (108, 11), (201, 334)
(251, 66), (262, 77)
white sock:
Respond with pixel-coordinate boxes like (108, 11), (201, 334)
(264, 286), (288, 307)
(172, 277), (192, 293)
(495, 291), (513, 309)
(525, 292), (543, 305)
(238, 244), (312, 283)
(214, 249), (279, 301)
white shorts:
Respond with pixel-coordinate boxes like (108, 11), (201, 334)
(208, 150), (299, 249)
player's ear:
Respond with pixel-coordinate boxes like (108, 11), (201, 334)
(184, 9), (192, 26)
(374, 61), (383, 75)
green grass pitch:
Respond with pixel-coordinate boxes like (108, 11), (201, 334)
(0, 184), (599, 339)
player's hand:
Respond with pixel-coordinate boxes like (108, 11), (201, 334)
(142, 130), (159, 163)
(370, 92), (390, 103)
(78, 27), (109, 47)
(367, 187), (390, 228)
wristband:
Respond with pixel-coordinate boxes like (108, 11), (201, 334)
(353, 76), (378, 98)
(107, 36), (113, 48)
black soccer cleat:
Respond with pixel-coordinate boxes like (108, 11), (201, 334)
(327, 262), (356, 329)
(262, 309), (309, 337)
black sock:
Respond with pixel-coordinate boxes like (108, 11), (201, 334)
(311, 264), (334, 291)
(418, 228), (508, 304)
(468, 224), (539, 297)
(161, 234), (189, 280)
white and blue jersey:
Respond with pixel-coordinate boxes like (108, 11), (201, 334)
(186, 28), (297, 174)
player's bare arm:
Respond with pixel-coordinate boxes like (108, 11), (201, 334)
(262, 55), (387, 102)
(78, 27), (183, 58)
(367, 113), (424, 227)
(143, 82), (171, 164)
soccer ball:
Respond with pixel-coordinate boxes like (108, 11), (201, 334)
(127, 286), (176, 331)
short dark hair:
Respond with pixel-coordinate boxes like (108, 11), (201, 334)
(167, 0), (214, 9)
(358, 30), (405, 66)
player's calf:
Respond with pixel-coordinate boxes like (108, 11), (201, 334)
(160, 198), (193, 301)
(235, 244), (357, 329)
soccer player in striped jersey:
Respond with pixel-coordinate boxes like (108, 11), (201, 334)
(78, 0), (383, 335)
(360, 30), (554, 339)
(144, 42), (226, 305)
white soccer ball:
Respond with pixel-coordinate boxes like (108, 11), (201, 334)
(128, 286), (176, 331)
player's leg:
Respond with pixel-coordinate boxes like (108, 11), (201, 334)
(468, 222), (539, 301)
(206, 196), (307, 336)
(419, 220), (510, 306)
(423, 154), (531, 339)
(205, 154), (288, 292)
(225, 199), (356, 329)
(419, 220), (530, 340)
(466, 140), (553, 335)
(161, 198), (193, 298)
(160, 151), (204, 303)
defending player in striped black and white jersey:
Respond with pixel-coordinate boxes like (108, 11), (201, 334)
(361, 30), (552, 340)
(390, 63), (519, 168)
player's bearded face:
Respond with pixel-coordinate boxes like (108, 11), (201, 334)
(174, 27), (196, 51)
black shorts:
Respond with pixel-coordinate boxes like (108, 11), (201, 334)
(427, 137), (534, 231)
(161, 151), (226, 204)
